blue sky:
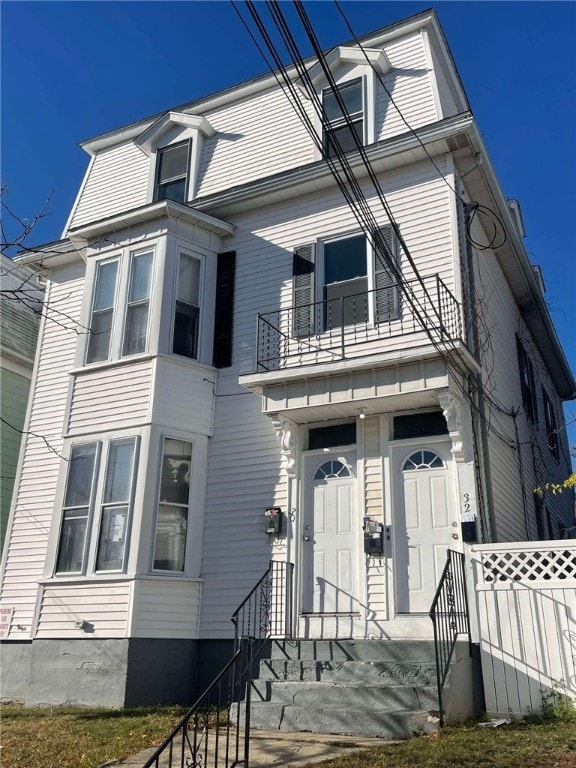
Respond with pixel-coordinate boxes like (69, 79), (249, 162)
(1, 0), (575, 450)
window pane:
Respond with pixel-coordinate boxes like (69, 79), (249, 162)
(104, 440), (136, 503)
(56, 512), (88, 573)
(324, 235), (367, 284)
(158, 143), (189, 183)
(64, 444), (97, 507)
(326, 120), (364, 156)
(153, 504), (188, 572)
(87, 309), (113, 363)
(96, 505), (128, 571)
(123, 303), (149, 356)
(323, 80), (362, 121)
(93, 261), (118, 311)
(173, 302), (199, 358)
(178, 254), (200, 304)
(159, 441), (192, 505)
(157, 178), (186, 203)
(129, 252), (153, 302)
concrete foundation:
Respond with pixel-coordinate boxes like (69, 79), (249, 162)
(0, 641), (32, 702)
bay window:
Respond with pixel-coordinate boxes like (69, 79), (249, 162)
(153, 438), (192, 572)
(55, 437), (138, 575)
(173, 253), (200, 359)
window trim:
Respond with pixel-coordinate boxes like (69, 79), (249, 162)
(171, 250), (203, 361)
(153, 139), (192, 204)
(54, 437), (139, 577)
(84, 245), (157, 368)
(321, 76), (365, 158)
(152, 436), (194, 574)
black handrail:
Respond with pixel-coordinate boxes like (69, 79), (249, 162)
(429, 549), (471, 726)
(142, 639), (253, 768)
(142, 561), (293, 767)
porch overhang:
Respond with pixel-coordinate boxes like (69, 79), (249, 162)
(239, 345), (477, 424)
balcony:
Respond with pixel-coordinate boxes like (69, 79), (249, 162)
(255, 275), (463, 372)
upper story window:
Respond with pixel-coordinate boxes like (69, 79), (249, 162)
(322, 78), (364, 157)
(516, 336), (538, 423)
(292, 225), (400, 336)
(173, 252), (201, 359)
(86, 248), (155, 365)
(542, 387), (559, 460)
(56, 437), (138, 575)
(154, 140), (191, 203)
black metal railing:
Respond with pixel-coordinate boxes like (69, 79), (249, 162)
(232, 561), (294, 655)
(142, 639), (253, 768)
(142, 561), (293, 768)
(429, 549), (471, 726)
(256, 274), (463, 371)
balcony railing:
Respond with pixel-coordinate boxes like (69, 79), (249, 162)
(256, 274), (463, 371)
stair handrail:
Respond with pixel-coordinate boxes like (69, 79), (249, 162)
(429, 549), (471, 726)
(141, 560), (294, 767)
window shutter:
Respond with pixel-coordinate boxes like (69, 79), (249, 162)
(292, 244), (315, 337)
(374, 226), (400, 322)
(212, 251), (236, 368)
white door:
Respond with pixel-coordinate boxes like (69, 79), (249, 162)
(393, 442), (456, 613)
(301, 452), (358, 615)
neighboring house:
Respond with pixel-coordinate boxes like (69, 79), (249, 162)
(0, 9), (574, 709)
(0, 254), (43, 554)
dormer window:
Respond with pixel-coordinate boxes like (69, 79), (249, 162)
(154, 140), (191, 203)
(322, 78), (364, 157)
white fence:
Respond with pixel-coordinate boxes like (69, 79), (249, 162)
(469, 542), (576, 717)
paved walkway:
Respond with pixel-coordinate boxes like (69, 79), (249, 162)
(116, 729), (389, 767)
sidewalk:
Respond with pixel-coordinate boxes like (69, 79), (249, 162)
(117, 729), (390, 767)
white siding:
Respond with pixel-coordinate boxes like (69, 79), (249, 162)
(467, 211), (574, 542)
(35, 581), (130, 638)
(363, 416), (387, 625)
(152, 358), (215, 436)
(197, 86), (314, 199)
(377, 32), (439, 142)
(67, 359), (153, 435)
(130, 578), (202, 639)
(70, 142), (149, 229)
(0, 264), (84, 635)
(199, 162), (454, 637)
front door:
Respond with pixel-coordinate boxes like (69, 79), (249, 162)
(393, 441), (456, 614)
(301, 452), (358, 619)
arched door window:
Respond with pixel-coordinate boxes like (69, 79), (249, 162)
(314, 460), (351, 480)
(402, 450), (444, 471)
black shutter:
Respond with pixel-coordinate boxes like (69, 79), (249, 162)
(212, 251), (236, 368)
(374, 226), (400, 322)
(292, 244), (315, 337)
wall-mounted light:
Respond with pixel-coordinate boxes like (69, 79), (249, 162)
(74, 619), (88, 630)
(358, 409), (366, 420)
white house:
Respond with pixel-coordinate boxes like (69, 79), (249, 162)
(0, 9), (574, 711)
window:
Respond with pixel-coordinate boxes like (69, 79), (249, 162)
(154, 141), (190, 203)
(153, 438), (192, 572)
(123, 250), (153, 357)
(324, 235), (368, 327)
(56, 444), (99, 573)
(86, 249), (155, 365)
(55, 438), (138, 575)
(314, 460), (351, 480)
(403, 451), (444, 471)
(516, 336), (537, 422)
(87, 260), (118, 363)
(308, 423), (356, 450)
(96, 438), (137, 571)
(173, 253), (200, 359)
(393, 412), (448, 440)
(322, 78), (364, 157)
(542, 387), (559, 459)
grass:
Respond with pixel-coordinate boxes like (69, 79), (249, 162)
(1, 704), (576, 768)
(0, 703), (188, 768)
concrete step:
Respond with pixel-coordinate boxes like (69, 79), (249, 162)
(251, 680), (438, 710)
(270, 640), (437, 663)
(242, 701), (432, 738)
(258, 658), (437, 686)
